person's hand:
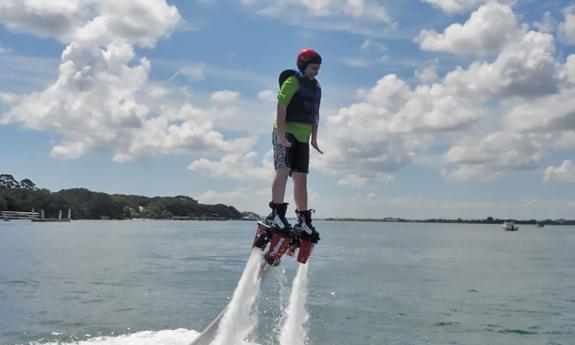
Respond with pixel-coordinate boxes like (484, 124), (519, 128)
(311, 139), (323, 154)
(278, 134), (292, 147)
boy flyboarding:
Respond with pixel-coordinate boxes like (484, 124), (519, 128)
(264, 49), (322, 244)
(194, 54), (325, 344)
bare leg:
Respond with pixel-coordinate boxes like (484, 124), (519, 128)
(292, 172), (308, 211)
(272, 168), (290, 203)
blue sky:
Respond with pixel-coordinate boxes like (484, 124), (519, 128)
(1, 0), (575, 219)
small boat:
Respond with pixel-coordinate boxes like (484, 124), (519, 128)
(535, 220), (545, 228)
(502, 221), (518, 231)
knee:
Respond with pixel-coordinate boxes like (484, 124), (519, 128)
(275, 168), (290, 180)
(292, 173), (308, 186)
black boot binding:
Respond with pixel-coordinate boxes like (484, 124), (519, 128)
(264, 202), (291, 233)
(294, 209), (320, 243)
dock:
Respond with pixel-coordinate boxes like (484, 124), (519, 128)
(1, 209), (72, 222)
(30, 209), (72, 222)
(1, 210), (40, 220)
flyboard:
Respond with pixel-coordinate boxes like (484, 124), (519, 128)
(189, 221), (317, 345)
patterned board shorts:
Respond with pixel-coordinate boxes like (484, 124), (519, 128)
(272, 128), (310, 173)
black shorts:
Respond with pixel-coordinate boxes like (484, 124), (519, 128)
(273, 129), (310, 174)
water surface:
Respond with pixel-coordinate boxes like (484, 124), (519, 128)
(1, 220), (573, 345)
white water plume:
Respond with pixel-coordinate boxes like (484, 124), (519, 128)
(211, 249), (265, 345)
(274, 265), (289, 335)
(28, 329), (199, 345)
(279, 263), (310, 345)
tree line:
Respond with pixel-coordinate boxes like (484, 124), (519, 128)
(0, 174), (243, 220)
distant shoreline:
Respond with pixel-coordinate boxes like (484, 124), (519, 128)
(5, 217), (572, 226)
(1, 174), (249, 221)
(323, 217), (575, 225)
(3, 175), (574, 225)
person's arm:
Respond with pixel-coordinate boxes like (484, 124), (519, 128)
(276, 103), (291, 147)
(311, 124), (323, 154)
(311, 84), (322, 153)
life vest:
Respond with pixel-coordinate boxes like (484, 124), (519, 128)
(278, 69), (321, 124)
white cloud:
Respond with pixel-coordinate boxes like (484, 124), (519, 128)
(336, 173), (393, 188)
(550, 131), (575, 151)
(503, 88), (575, 133)
(116, 114), (256, 162)
(443, 31), (560, 99)
(0, 92), (17, 104)
(240, 0), (396, 36)
(565, 54), (575, 84)
(316, 4), (575, 185)
(436, 39), (575, 182)
(75, 2), (180, 48)
(441, 164), (501, 182)
(317, 73), (478, 181)
(343, 39), (388, 68)
(544, 160), (575, 183)
(210, 90), (240, 103)
(2, 42), (254, 162)
(558, 6), (575, 45)
(444, 132), (544, 169)
(414, 64), (439, 83)
(243, 0), (391, 21)
(337, 174), (368, 188)
(0, 0), (84, 41)
(4, 41), (151, 158)
(363, 75), (480, 133)
(0, 0), (180, 47)
(322, 7), (574, 184)
(422, 0), (516, 14)
(258, 90), (276, 103)
(533, 11), (558, 34)
(442, 132), (547, 181)
(188, 150), (273, 182)
(167, 65), (206, 82)
(361, 39), (386, 52)
(2, 0), (574, 193)
(197, 187), (270, 215)
(416, 3), (524, 56)
(0, 0), (260, 165)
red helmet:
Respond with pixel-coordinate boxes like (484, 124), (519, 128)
(297, 49), (322, 73)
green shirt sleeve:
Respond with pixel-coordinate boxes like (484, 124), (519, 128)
(277, 76), (299, 106)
